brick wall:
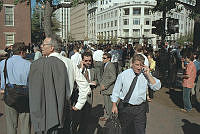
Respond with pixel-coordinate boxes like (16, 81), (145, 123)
(0, 0), (31, 49)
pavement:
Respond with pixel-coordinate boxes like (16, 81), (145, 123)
(0, 86), (200, 134)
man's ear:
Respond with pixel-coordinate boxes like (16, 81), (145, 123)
(50, 46), (55, 52)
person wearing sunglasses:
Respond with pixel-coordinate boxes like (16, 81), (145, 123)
(100, 53), (117, 121)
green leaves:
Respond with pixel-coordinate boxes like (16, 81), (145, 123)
(0, 0), (3, 11)
(153, 0), (177, 12)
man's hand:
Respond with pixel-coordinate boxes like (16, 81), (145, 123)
(101, 85), (105, 90)
(90, 81), (96, 86)
(142, 65), (150, 76)
(0, 90), (5, 94)
(112, 103), (118, 114)
(72, 106), (79, 111)
(80, 61), (85, 70)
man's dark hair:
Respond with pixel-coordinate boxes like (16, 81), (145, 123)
(132, 54), (145, 64)
(12, 42), (26, 55)
(81, 51), (93, 60)
(73, 45), (80, 52)
(103, 53), (112, 60)
(184, 51), (194, 61)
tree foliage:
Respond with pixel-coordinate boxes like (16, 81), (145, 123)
(176, 33), (193, 46)
(31, 7), (61, 44)
(0, 0), (97, 41)
(153, 0), (177, 13)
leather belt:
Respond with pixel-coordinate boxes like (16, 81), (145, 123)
(120, 99), (145, 107)
(6, 84), (27, 89)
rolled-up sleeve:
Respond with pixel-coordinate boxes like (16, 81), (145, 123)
(111, 73), (123, 103)
(148, 77), (161, 91)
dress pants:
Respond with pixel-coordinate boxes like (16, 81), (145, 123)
(103, 94), (112, 118)
(4, 103), (30, 134)
(118, 102), (147, 134)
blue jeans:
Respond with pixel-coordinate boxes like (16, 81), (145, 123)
(183, 87), (192, 111)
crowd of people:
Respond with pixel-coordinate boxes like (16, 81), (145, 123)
(0, 37), (200, 134)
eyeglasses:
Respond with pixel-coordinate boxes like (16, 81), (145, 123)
(102, 57), (107, 59)
(41, 43), (51, 47)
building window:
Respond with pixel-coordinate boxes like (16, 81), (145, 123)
(144, 29), (150, 35)
(133, 8), (141, 15)
(114, 30), (117, 37)
(123, 8), (130, 15)
(144, 8), (151, 15)
(107, 22), (110, 28)
(115, 10), (118, 17)
(123, 29), (129, 37)
(145, 19), (150, 25)
(111, 11), (113, 18)
(115, 20), (117, 26)
(133, 29), (140, 37)
(123, 19), (129, 25)
(5, 6), (14, 26)
(111, 21), (113, 27)
(133, 18), (140, 25)
(104, 23), (106, 28)
(5, 34), (14, 46)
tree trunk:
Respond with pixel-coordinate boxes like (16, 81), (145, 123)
(43, 1), (53, 37)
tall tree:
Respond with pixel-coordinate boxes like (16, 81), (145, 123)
(31, 7), (61, 44)
(0, 0), (96, 39)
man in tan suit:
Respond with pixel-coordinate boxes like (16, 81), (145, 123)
(100, 53), (117, 120)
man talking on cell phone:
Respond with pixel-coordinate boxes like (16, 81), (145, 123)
(111, 54), (161, 134)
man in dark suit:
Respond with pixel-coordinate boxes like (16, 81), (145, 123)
(100, 53), (116, 120)
(72, 51), (98, 134)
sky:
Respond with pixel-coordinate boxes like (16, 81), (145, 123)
(31, 0), (36, 9)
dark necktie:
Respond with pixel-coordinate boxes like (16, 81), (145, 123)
(84, 69), (90, 82)
(123, 73), (139, 103)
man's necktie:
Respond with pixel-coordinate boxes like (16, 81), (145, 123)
(123, 73), (139, 103)
(84, 69), (90, 82)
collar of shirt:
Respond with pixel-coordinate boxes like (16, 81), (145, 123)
(49, 52), (60, 57)
(104, 62), (110, 69)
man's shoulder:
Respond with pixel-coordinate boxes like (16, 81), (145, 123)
(121, 68), (132, 75)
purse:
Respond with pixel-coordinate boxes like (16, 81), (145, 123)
(3, 58), (29, 113)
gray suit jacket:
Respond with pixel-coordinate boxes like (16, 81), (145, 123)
(29, 57), (70, 132)
(100, 62), (116, 95)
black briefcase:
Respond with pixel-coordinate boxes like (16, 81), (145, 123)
(104, 113), (122, 134)
(4, 85), (29, 113)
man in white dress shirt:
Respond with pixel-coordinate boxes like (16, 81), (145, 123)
(111, 54), (161, 134)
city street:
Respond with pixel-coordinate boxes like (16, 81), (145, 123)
(0, 86), (200, 134)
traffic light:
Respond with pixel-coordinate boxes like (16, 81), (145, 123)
(167, 18), (179, 34)
(152, 20), (164, 36)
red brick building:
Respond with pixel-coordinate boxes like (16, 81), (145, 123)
(0, 0), (31, 50)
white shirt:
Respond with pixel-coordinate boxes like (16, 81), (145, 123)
(49, 52), (91, 110)
(93, 50), (104, 62)
(71, 52), (82, 66)
(34, 51), (42, 61)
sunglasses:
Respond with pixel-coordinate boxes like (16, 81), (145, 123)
(102, 57), (107, 59)
(84, 60), (92, 62)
